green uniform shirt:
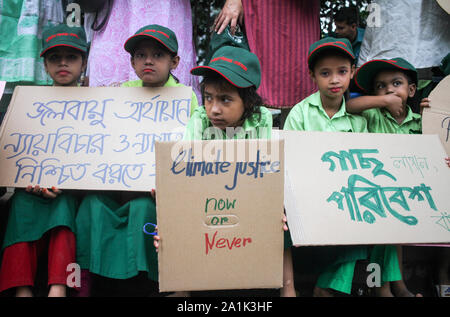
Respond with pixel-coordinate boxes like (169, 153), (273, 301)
(121, 75), (199, 116)
(283, 91), (368, 133)
(184, 106), (273, 140)
(362, 106), (422, 134)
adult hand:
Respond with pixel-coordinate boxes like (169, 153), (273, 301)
(213, 0), (244, 35)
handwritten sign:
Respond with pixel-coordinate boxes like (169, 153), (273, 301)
(423, 75), (450, 156)
(0, 86), (192, 191)
(155, 139), (284, 292)
(276, 130), (450, 246)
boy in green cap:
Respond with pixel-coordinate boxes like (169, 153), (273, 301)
(284, 37), (368, 297)
(0, 24), (87, 297)
(155, 45), (296, 297)
(348, 57), (422, 134)
(347, 57), (428, 297)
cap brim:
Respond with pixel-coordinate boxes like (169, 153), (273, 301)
(308, 44), (355, 66)
(124, 34), (176, 54)
(191, 65), (254, 88)
(40, 43), (87, 57)
(354, 60), (417, 92)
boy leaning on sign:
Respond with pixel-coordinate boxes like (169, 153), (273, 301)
(0, 24), (88, 297)
(348, 58), (429, 297)
(154, 45), (296, 297)
(284, 37), (369, 297)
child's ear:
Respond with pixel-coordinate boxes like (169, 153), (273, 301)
(350, 64), (356, 79)
(130, 56), (136, 69)
(309, 69), (316, 84)
(170, 55), (180, 71)
(408, 83), (417, 98)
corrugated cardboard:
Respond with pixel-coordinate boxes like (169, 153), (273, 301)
(422, 75), (450, 155)
(0, 85), (192, 191)
(275, 130), (450, 246)
(155, 139), (284, 292)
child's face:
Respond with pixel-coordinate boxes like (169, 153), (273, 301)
(131, 39), (179, 87)
(310, 55), (355, 102)
(204, 82), (245, 130)
(44, 47), (86, 86)
(373, 70), (416, 105)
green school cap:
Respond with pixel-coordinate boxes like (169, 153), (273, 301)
(308, 37), (355, 69)
(440, 53), (450, 76)
(354, 57), (418, 92)
(124, 24), (178, 54)
(190, 46), (261, 88)
(40, 24), (87, 57)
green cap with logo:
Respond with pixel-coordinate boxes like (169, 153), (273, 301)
(40, 24), (87, 57)
(308, 37), (355, 69)
(124, 24), (178, 54)
(191, 46), (261, 88)
(354, 57), (418, 92)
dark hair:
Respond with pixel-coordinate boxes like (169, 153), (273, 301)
(334, 6), (359, 26)
(200, 71), (262, 123)
(309, 49), (354, 72)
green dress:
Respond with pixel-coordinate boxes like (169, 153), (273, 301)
(284, 91), (369, 294)
(75, 193), (158, 281)
(2, 190), (79, 251)
(75, 76), (198, 281)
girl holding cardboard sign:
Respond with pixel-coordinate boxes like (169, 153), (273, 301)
(0, 24), (88, 297)
(154, 45), (296, 297)
(73, 25), (198, 296)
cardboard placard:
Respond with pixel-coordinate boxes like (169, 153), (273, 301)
(422, 75), (450, 155)
(0, 86), (192, 191)
(155, 139), (284, 292)
(275, 130), (450, 246)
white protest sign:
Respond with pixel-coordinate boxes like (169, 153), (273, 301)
(155, 139), (284, 292)
(275, 130), (450, 246)
(0, 86), (192, 191)
(422, 75), (450, 156)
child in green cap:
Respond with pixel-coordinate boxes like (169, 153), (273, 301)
(0, 24), (87, 297)
(347, 57), (429, 297)
(154, 45), (296, 297)
(121, 24), (198, 114)
(284, 37), (369, 297)
(74, 24), (198, 296)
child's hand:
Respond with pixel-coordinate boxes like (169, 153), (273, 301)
(420, 97), (431, 115)
(26, 185), (61, 199)
(446, 157), (450, 168)
(153, 226), (160, 252)
(150, 188), (156, 200)
(383, 94), (404, 117)
(283, 212), (288, 232)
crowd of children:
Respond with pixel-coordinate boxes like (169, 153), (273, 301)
(0, 15), (449, 298)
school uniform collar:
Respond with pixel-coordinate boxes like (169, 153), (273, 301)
(381, 105), (420, 126)
(308, 91), (349, 119)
